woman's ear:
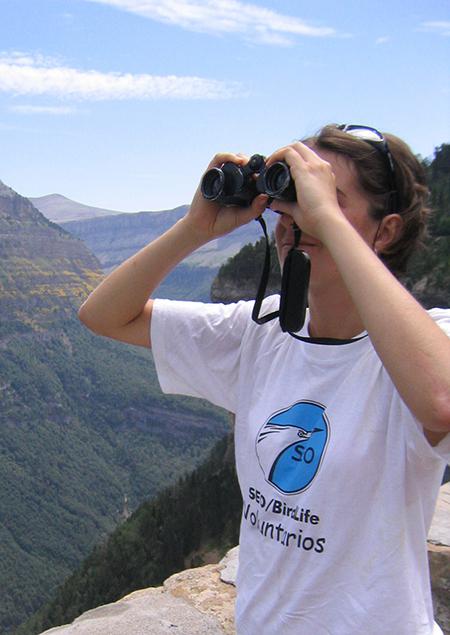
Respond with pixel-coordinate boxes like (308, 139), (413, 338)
(374, 214), (403, 254)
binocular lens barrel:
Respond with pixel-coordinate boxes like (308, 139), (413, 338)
(201, 168), (225, 200)
(263, 162), (291, 197)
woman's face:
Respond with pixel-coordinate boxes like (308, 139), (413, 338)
(274, 148), (379, 292)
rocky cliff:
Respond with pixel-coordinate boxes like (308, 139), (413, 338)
(0, 179), (102, 329)
(57, 207), (277, 273)
(48, 207), (278, 302)
(39, 484), (450, 635)
(40, 547), (239, 635)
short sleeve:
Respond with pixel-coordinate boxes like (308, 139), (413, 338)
(428, 307), (450, 336)
(404, 307), (450, 464)
(429, 308), (450, 461)
(151, 298), (253, 412)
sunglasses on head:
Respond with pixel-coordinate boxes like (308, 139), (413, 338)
(337, 124), (398, 214)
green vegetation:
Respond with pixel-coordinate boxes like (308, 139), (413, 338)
(403, 144), (450, 306)
(18, 434), (241, 635)
(0, 188), (228, 634)
(211, 232), (281, 304)
(218, 234), (280, 286)
(0, 320), (229, 634)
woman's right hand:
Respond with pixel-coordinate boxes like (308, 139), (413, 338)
(183, 153), (269, 242)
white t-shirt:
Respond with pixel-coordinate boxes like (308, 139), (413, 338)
(151, 296), (450, 635)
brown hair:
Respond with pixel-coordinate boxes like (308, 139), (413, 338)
(307, 124), (431, 276)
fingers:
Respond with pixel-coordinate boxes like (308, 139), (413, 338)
(268, 200), (296, 217)
(206, 143), (324, 173)
(205, 152), (249, 170)
(267, 141), (325, 168)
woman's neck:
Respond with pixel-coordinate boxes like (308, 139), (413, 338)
(307, 285), (366, 340)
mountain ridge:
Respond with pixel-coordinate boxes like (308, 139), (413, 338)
(29, 194), (125, 223)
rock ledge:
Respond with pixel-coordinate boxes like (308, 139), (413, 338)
(40, 547), (238, 635)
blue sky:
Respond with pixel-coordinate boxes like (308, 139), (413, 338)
(1, 0), (449, 211)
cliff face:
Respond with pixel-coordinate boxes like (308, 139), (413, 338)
(0, 180), (102, 329)
(57, 207), (277, 279)
(59, 207), (189, 272)
(40, 547), (239, 635)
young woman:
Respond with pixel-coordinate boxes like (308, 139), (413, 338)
(79, 124), (450, 634)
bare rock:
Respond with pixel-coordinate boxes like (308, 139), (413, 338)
(428, 482), (450, 547)
(39, 550), (238, 635)
(429, 544), (450, 635)
(428, 483), (450, 635)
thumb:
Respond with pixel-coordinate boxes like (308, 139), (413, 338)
(241, 194), (269, 223)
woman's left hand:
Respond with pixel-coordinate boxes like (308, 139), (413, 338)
(266, 142), (344, 242)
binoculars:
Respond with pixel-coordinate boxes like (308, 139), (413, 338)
(201, 154), (297, 207)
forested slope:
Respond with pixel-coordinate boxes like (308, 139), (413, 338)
(18, 435), (241, 635)
(0, 182), (228, 634)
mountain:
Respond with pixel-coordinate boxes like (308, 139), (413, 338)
(0, 181), (229, 634)
(0, 181), (102, 331)
(28, 194), (123, 223)
(42, 205), (278, 301)
(45, 203), (278, 272)
(211, 233), (281, 303)
(31, 189), (278, 302)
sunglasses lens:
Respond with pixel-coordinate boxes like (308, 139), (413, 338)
(341, 126), (383, 143)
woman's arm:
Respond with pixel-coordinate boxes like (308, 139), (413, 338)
(78, 216), (206, 347)
(78, 153), (268, 348)
(324, 217), (450, 438)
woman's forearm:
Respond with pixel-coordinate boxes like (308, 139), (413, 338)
(324, 215), (450, 433)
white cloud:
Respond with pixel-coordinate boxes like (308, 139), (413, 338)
(375, 36), (390, 45)
(419, 21), (450, 37)
(0, 51), (240, 101)
(83, 0), (336, 45)
(9, 105), (79, 115)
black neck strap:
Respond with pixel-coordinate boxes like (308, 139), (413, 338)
(251, 215), (282, 326)
(251, 216), (369, 346)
